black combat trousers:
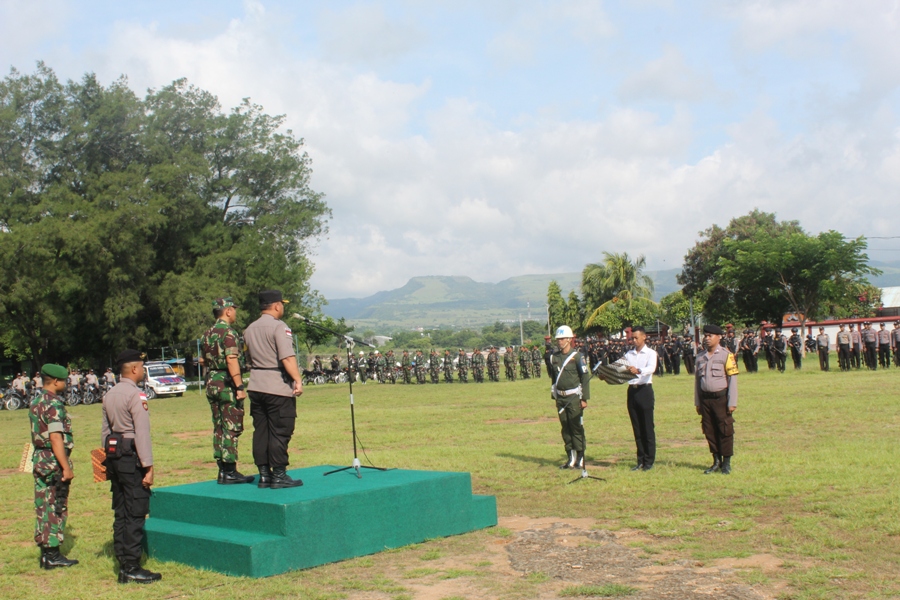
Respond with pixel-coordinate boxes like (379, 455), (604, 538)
(671, 354), (681, 375)
(851, 345), (861, 369)
(556, 395), (585, 453)
(790, 347), (802, 369)
(626, 384), (656, 468)
(699, 392), (734, 457)
(775, 351), (786, 372)
(818, 347), (830, 371)
(249, 391), (296, 468)
(879, 345), (891, 369)
(106, 454), (150, 566)
(864, 343), (878, 370)
(838, 344), (851, 371)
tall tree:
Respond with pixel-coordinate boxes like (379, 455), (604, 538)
(547, 280), (566, 334)
(583, 252), (657, 330)
(0, 65), (330, 366)
(718, 231), (879, 333)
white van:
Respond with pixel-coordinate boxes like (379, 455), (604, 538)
(143, 362), (187, 399)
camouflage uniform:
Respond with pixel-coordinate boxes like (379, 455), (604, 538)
(374, 352), (387, 383)
(531, 346), (543, 378)
(201, 318), (246, 464)
(504, 347), (516, 381)
(429, 350), (441, 383)
(414, 351), (427, 384)
(471, 349), (485, 383)
(443, 350), (454, 383)
(519, 347), (531, 379)
(457, 349), (469, 383)
(30, 389), (73, 549)
(486, 348), (500, 382)
(401, 351), (413, 384)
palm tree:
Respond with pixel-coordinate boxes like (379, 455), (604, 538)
(582, 252), (657, 328)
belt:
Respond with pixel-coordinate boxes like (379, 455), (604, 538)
(557, 387), (582, 397)
(629, 383), (651, 389)
(250, 367), (282, 371)
(700, 389), (727, 400)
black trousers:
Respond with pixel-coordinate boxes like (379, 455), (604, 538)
(838, 344), (851, 371)
(851, 346), (861, 369)
(106, 455), (150, 566)
(818, 347), (829, 371)
(864, 343), (878, 370)
(626, 385), (656, 467)
(790, 347), (802, 369)
(249, 391), (296, 468)
(879, 345), (891, 368)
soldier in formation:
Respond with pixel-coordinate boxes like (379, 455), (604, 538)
(414, 350), (427, 384)
(531, 345), (542, 378)
(772, 329), (787, 373)
(548, 326), (591, 470)
(374, 351), (387, 382)
(487, 347), (500, 382)
(457, 348), (469, 383)
(788, 327), (803, 369)
(471, 348), (485, 383)
(836, 324), (852, 371)
(816, 326), (830, 371)
(401, 350), (412, 384)
(504, 346), (516, 381)
(357, 352), (368, 384)
(443, 349), (454, 383)
(878, 323), (892, 368)
(429, 350), (441, 383)
(200, 297), (254, 485)
(30, 364), (78, 570)
(862, 322), (878, 370)
(849, 323), (862, 369)
(518, 346), (531, 379)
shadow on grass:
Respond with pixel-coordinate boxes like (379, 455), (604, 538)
(497, 453), (620, 469)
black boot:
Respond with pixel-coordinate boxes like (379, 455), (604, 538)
(703, 454), (721, 474)
(269, 466), (303, 489)
(559, 449), (575, 469)
(257, 465), (271, 489)
(218, 462), (254, 485)
(118, 563), (162, 584)
(575, 451), (585, 469)
(720, 455), (732, 475)
(40, 546), (78, 569)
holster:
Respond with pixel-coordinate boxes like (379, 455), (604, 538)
(104, 433), (135, 458)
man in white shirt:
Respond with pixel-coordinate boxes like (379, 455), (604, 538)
(623, 326), (658, 471)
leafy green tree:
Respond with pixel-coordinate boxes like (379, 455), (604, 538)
(0, 64), (329, 366)
(564, 291), (584, 334)
(547, 280), (566, 333)
(678, 210), (800, 326)
(718, 231), (879, 333)
(583, 252), (657, 330)
(659, 290), (703, 331)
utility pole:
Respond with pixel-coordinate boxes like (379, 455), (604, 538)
(519, 313), (524, 346)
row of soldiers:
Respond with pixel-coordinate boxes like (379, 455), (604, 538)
(724, 321), (900, 373)
(321, 346), (546, 384)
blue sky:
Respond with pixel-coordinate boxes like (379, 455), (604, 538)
(3, 1), (899, 299)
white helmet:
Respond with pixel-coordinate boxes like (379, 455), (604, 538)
(555, 325), (574, 339)
(359, 351), (364, 356)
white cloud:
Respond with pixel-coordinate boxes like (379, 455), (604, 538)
(619, 46), (718, 103)
(317, 4), (427, 66)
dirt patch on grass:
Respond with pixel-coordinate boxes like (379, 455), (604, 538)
(170, 431), (208, 440)
(338, 516), (780, 599)
(485, 416), (557, 425)
(0, 468), (24, 478)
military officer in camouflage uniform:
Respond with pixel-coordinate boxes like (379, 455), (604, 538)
(518, 346), (531, 379)
(504, 346), (516, 381)
(471, 348), (485, 382)
(401, 350), (413, 384)
(443, 349), (454, 383)
(457, 348), (469, 383)
(429, 349), (441, 383)
(200, 297), (254, 484)
(486, 347), (500, 382)
(357, 352), (368, 384)
(374, 351), (387, 382)
(531, 345), (542, 378)
(414, 350), (427, 384)
(30, 363), (78, 570)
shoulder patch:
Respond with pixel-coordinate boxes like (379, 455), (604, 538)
(285, 327), (293, 338)
(142, 400), (149, 411)
(725, 352), (740, 376)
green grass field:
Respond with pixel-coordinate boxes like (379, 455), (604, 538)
(1, 363), (898, 599)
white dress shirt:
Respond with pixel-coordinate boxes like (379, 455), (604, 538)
(624, 344), (657, 385)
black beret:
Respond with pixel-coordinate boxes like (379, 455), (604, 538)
(259, 289), (289, 306)
(116, 349), (143, 365)
(703, 324), (725, 335)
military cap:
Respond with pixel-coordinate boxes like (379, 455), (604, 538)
(879, 322), (886, 327)
(703, 324), (725, 335)
(791, 327), (798, 332)
(818, 326), (825, 331)
(41, 363), (68, 379)
(259, 289), (289, 306)
(116, 349), (143, 365)
(213, 297), (236, 309)
(895, 321), (900, 326)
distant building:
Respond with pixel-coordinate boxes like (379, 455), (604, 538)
(878, 286), (900, 318)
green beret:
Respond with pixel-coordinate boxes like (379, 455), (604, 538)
(41, 364), (68, 379)
(213, 297), (236, 309)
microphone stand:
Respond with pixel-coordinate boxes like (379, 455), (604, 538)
(293, 314), (389, 479)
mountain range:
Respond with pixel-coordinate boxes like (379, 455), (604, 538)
(322, 260), (900, 331)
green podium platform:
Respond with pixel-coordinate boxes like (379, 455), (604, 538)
(144, 465), (497, 578)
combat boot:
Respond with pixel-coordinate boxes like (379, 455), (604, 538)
(703, 454), (722, 474)
(40, 547), (78, 569)
(559, 449), (576, 469)
(720, 455), (732, 475)
(218, 462), (254, 485)
(270, 466), (304, 489)
(257, 464), (272, 489)
(575, 451), (585, 469)
(118, 563), (162, 584)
